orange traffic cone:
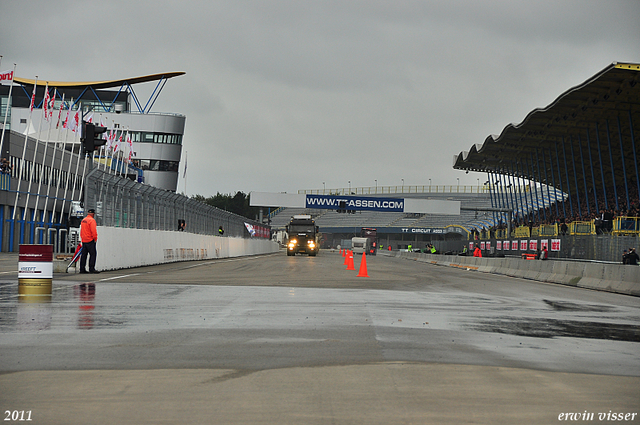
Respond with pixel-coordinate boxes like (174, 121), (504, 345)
(343, 249), (349, 265)
(346, 250), (355, 270)
(357, 252), (369, 277)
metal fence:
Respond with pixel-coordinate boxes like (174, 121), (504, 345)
(84, 167), (264, 238)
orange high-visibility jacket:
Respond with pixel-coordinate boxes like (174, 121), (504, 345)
(80, 215), (98, 243)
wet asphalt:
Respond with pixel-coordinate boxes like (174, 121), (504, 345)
(0, 250), (638, 424)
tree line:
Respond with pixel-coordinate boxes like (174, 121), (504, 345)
(192, 192), (261, 221)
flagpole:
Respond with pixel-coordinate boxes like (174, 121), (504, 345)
(0, 63), (16, 158)
(42, 88), (58, 223)
(35, 84), (54, 225)
(24, 83), (48, 221)
(13, 76), (37, 220)
(50, 94), (67, 223)
(58, 98), (78, 224)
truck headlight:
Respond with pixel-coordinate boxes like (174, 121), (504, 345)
(307, 241), (315, 248)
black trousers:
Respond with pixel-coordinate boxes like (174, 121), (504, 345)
(80, 240), (97, 272)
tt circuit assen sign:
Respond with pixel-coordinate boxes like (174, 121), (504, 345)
(250, 192), (460, 215)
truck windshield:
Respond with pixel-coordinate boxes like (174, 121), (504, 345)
(289, 224), (314, 233)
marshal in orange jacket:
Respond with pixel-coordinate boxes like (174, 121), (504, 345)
(80, 214), (98, 243)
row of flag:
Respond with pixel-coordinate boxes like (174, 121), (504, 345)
(18, 75), (135, 162)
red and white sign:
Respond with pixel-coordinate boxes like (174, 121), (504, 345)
(540, 240), (549, 250)
(520, 240), (527, 251)
(486, 242), (491, 251)
(529, 240), (537, 251)
(496, 241), (502, 250)
(480, 242), (485, 250)
(551, 239), (561, 252)
(469, 242), (474, 252)
(18, 244), (53, 279)
(512, 241), (518, 250)
(0, 69), (14, 85)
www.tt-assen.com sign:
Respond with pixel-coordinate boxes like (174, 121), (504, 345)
(250, 192), (460, 215)
(306, 195), (404, 212)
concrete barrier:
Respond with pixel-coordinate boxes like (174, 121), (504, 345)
(396, 251), (640, 297)
(56, 227), (279, 273)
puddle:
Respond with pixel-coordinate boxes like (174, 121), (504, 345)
(467, 317), (640, 342)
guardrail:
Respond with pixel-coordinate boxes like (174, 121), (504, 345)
(300, 185), (489, 195)
(613, 216), (640, 236)
(569, 221), (596, 235)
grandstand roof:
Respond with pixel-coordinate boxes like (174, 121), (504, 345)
(13, 72), (185, 89)
(453, 62), (640, 203)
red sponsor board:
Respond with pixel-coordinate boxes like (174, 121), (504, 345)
(520, 240), (527, 251)
(19, 244), (53, 262)
(540, 240), (549, 250)
(551, 239), (561, 251)
(496, 241), (502, 250)
(480, 242), (485, 250)
(529, 240), (537, 251)
(486, 242), (491, 251)
(512, 241), (518, 250)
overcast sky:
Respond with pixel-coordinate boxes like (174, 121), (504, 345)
(1, 0), (639, 197)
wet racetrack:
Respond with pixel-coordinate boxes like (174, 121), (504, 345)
(0, 251), (638, 424)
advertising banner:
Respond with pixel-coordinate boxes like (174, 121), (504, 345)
(551, 239), (561, 251)
(306, 194), (405, 212)
(496, 241), (502, 250)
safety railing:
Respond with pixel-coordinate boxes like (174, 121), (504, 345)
(612, 216), (640, 236)
(300, 185), (489, 195)
(569, 221), (596, 236)
(84, 168), (268, 238)
(538, 223), (558, 237)
(494, 229), (508, 239)
(514, 226), (531, 238)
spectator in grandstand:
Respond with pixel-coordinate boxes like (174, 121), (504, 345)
(0, 158), (11, 174)
(560, 220), (568, 236)
(626, 248), (639, 266)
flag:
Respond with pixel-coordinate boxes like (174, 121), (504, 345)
(106, 126), (115, 151)
(29, 79), (37, 112)
(183, 151), (187, 178)
(62, 98), (73, 129)
(244, 223), (256, 236)
(43, 84), (50, 121)
(114, 133), (122, 152)
(84, 111), (94, 124)
(0, 69), (14, 85)
(69, 107), (80, 132)
(126, 132), (133, 163)
(48, 88), (56, 121)
(56, 94), (65, 129)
